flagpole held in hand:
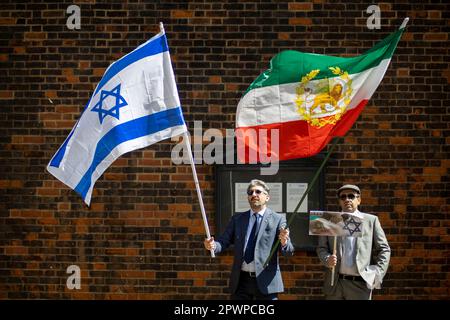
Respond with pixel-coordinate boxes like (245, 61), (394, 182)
(331, 236), (337, 286)
(183, 132), (215, 258)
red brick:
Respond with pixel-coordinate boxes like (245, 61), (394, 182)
(0, 90), (13, 99)
(208, 76), (221, 84)
(24, 32), (47, 40)
(136, 174), (161, 182)
(278, 32), (290, 40)
(171, 10), (194, 18)
(13, 46), (26, 54)
(428, 11), (441, 19)
(38, 218), (58, 225)
(424, 33), (448, 41)
(442, 69), (450, 84)
(0, 180), (23, 188)
(289, 18), (313, 25)
(397, 68), (409, 77)
(5, 246), (28, 255)
(378, 3), (392, 10)
(36, 188), (60, 196)
(168, 204), (192, 212)
(390, 137), (412, 145)
(23, 136), (45, 144)
(288, 3), (313, 11)
(58, 233), (71, 240)
(0, 18), (16, 25)
(103, 173), (127, 181)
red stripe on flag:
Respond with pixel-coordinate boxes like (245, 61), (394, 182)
(236, 99), (368, 162)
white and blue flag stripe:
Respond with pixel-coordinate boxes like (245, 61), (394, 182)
(47, 28), (187, 205)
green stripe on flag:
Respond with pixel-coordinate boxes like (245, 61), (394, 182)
(245, 28), (405, 95)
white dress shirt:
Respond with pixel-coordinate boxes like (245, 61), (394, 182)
(339, 235), (360, 276)
(339, 209), (362, 276)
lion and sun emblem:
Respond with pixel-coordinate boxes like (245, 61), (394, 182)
(295, 67), (353, 127)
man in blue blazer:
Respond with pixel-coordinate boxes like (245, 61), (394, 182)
(204, 179), (294, 300)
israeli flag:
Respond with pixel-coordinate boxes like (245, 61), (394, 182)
(47, 26), (187, 205)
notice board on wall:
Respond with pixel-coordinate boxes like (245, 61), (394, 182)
(214, 158), (326, 251)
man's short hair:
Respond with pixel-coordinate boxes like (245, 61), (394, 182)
(247, 179), (270, 194)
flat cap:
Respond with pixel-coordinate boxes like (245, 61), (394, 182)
(337, 184), (361, 195)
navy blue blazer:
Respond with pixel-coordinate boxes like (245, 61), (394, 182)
(214, 208), (294, 295)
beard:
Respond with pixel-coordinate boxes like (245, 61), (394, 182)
(249, 198), (266, 208)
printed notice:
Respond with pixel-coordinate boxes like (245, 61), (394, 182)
(287, 183), (308, 212)
(266, 183), (282, 212)
(235, 183), (250, 212)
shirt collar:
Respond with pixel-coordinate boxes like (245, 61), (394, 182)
(342, 209), (364, 219)
(352, 209), (364, 219)
(250, 207), (266, 217)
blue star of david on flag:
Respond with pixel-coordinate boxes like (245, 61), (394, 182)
(91, 83), (128, 124)
(343, 216), (362, 236)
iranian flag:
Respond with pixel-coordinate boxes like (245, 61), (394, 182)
(236, 21), (407, 163)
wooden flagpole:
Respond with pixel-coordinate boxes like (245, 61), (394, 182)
(331, 236), (337, 286)
(183, 131), (215, 258)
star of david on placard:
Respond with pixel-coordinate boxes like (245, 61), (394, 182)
(343, 217), (362, 236)
(91, 83), (128, 124)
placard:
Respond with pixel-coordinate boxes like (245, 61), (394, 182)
(309, 210), (363, 237)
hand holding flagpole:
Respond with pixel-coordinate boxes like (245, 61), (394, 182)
(331, 236), (337, 286)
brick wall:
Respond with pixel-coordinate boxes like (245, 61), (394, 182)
(0, 0), (448, 299)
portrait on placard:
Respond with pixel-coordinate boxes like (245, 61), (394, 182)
(309, 211), (363, 237)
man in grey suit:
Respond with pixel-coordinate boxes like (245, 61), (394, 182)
(316, 184), (391, 300)
(204, 179), (294, 300)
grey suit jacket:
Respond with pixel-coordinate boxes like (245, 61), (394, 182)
(214, 208), (294, 295)
(316, 212), (390, 295)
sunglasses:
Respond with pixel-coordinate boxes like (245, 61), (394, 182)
(339, 193), (359, 201)
(247, 189), (266, 196)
